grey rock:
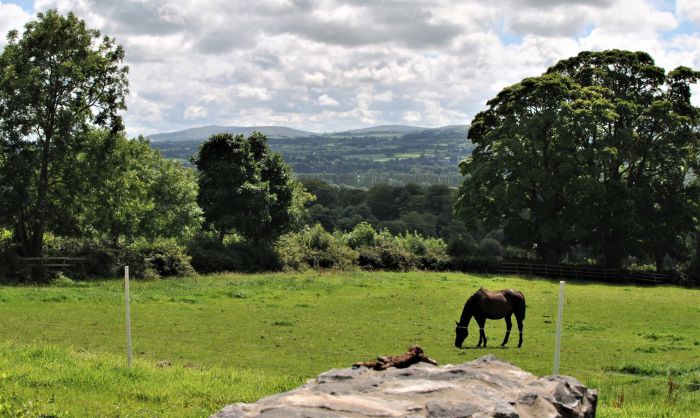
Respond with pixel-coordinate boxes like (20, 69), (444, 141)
(212, 355), (597, 418)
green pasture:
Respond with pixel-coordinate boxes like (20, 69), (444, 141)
(0, 271), (698, 417)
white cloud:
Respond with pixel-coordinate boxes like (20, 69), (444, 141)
(6, 0), (695, 134)
(677, 0), (700, 23)
(318, 94), (340, 106)
(403, 111), (422, 122)
(184, 105), (207, 120)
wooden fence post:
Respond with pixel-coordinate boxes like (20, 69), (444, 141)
(125, 266), (132, 367)
(553, 280), (565, 375)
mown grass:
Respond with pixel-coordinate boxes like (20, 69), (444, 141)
(0, 271), (698, 417)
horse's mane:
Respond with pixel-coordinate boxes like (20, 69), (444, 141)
(465, 288), (486, 306)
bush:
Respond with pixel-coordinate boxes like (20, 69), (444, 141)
(397, 232), (450, 270)
(129, 239), (195, 278)
(447, 233), (476, 258)
(478, 238), (503, 257)
(356, 229), (413, 271)
(41, 237), (193, 279)
(451, 255), (502, 272)
(276, 224), (358, 271)
(345, 222), (376, 249)
(187, 234), (280, 273)
(0, 245), (27, 283)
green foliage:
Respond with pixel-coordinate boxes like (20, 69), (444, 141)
(276, 224), (358, 271)
(301, 180), (463, 243)
(478, 238), (503, 257)
(457, 49), (700, 269)
(187, 233), (280, 274)
(354, 229), (447, 271)
(127, 239), (195, 278)
(75, 131), (202, 244)
(398, 232), (451, 270)
(345, 222), (377, 249)
(272, 223), (450, 272)
(192, 132), (310, 244)
(37, 236), (194, 279)
(0, 9), (129, 257)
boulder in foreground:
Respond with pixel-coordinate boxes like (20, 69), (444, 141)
(212, 355), (597, 417)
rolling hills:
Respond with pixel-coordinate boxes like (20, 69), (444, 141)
(148, 124), (472, 187)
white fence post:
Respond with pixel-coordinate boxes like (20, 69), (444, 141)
(125, 266), (132, 367)
(553, 280), (565, 375)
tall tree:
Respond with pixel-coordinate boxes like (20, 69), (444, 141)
(0, 10), (128, 256)
(547, 51), (700, 268)
(456, 73), (609, 264)
(192, 132), (310, 244)
(457, 50), (700, 268)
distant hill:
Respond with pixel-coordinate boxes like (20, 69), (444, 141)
(150, 123), (472, 187)
(147, 125), (317, 142)
(148, 124), (467, 142)
(330, 125), (428, 137)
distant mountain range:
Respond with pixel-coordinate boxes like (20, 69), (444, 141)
(147, 124), (468, 142)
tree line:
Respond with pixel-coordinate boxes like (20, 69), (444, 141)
(1, 10), (699, 283)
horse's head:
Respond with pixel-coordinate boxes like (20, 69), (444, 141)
(454, 321), (468, 348)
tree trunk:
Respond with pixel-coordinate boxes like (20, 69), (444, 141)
(29, 135), (52, 257)
(601, 230), (624, 270)
(540, 246), (561, 265)
(655, 254), (665, 273)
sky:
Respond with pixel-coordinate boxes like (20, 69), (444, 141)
(0, 0), (699, 137)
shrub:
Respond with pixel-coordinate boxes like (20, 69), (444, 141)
(187, 234), (238, 273)
(345, 222), (377, 249)
(478, 238), (503, 257)
(451, 256), (502, 272)
(0, 245), (27, 283)
(276, 224), (358, 271)
(41, 237), (194, 279)
(397, 232), (450, 270)
(356, 229), (413, 271)
(446, 233), (476, 258)
(129, 239), (195, 278)
(187, 234), (280, 273)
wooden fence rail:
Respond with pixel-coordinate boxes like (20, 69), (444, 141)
(18, 257), (85, 270)
(498, 261), (668, 284)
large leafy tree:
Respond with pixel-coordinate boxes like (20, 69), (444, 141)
(548, 50), (700, 269)
(457, 50), (700, 269)
(192, 132), (309, 244)
(456, 73), (607, 264)
(72, 130), (202, 244)
(0, 10), (128, 256)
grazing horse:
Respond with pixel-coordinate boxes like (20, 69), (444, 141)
(454, 288), (525, 348)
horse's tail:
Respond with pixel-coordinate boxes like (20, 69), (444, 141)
(509, 289), (526, 319)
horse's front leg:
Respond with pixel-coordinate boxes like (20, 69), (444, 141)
(476, 317), (487, 347)
(501, 315), (512, 346)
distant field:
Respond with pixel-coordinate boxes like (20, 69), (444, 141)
(0, 271), (698, 417)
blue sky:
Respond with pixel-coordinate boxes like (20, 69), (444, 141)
(0, 0), (699, 136)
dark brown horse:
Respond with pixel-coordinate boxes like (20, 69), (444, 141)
(455, 288), (525, 348)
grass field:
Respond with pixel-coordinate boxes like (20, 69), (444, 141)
(0, 271), (698, 417)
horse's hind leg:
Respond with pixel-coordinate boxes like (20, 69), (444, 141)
(501, 315), (512, 346)
(516, 315), (524, 348)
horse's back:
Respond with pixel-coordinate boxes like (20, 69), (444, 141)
(482, 288), (524, 301)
